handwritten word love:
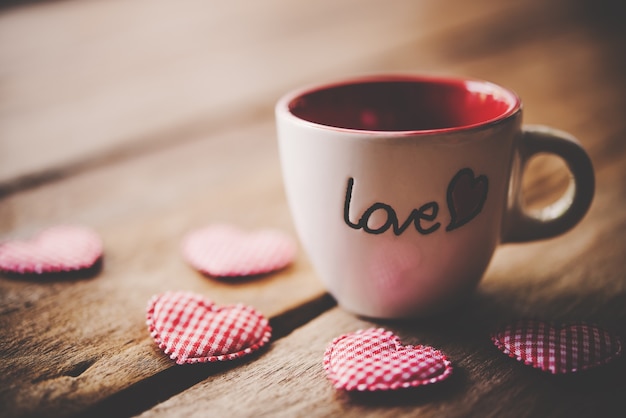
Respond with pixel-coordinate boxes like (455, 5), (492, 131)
(343, 168), (488, 236)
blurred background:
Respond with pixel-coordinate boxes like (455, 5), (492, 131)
(1, 0), (624, 193)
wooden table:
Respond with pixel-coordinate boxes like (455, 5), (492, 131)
(1, 0), (625, 416)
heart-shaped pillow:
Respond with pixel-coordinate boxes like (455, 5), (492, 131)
(146, 291), (272, 364)
(181, 224), (297, 277)
(0, 225), (103, 274)
(491, 319), (622, 374)
(324, 328), (453, 391)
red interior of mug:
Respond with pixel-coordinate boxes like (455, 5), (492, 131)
(287, 76), (520, 133)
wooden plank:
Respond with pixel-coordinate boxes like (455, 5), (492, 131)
(0, 119), (332, 418)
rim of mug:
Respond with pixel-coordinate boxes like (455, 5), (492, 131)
(276, 74), (522, 136)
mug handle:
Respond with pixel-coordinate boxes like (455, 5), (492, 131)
(502, 125), (595, 243)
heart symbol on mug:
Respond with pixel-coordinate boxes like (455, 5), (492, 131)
(446, 168), (488, 231)
(181, 224), (297, 277)
(0, 225), (103, 274)
(146, 291), (272, 365)
(491, 320), (622, 374)
(323, 328), (453, 391)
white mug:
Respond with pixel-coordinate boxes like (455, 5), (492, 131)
(276, 74), (594, 318)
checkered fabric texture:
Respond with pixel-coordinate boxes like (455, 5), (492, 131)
(146, 291), (272, 365)
(181, 224), (297, 277)
(0, 225), (103, 274)
(324, 328), (453, 391)
(492, 319), (622, 374)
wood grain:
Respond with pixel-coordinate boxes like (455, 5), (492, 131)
(1, 0), (625, 416)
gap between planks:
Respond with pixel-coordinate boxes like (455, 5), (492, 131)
(66, 293), (336, 418)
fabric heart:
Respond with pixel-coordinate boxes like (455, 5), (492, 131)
(446, 167), (488, 231)
(324, 328), (453, 391)
(491, 320), (622, 374)
(181, 224), (297, 277)
(0, 225), (103, 274)
(146, 291), (272, 365)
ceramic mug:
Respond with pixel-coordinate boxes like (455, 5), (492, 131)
(276, 74), (594, 318)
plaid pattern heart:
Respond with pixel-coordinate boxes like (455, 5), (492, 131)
(181, 224), (297, 277)
(324, 328), (453, 391)
(0, 225), (103, 274)
(492, 320), (622, 374)
(146, 291), (272, 365)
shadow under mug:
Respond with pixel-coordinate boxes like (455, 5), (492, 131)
(276, 74), (594, 318)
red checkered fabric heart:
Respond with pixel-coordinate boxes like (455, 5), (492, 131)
(181, 224), (297, 277)
(0, 225), (103, 274)
(492, 320), (622, 374)
(146, 291), (272, 365)
(324, 328), (453, 391)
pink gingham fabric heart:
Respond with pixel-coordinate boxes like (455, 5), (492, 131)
(0, 225), (103, 274)
(492, 320), (622, 374)
(324, 328), (453, 391)
(146, 291), (272, 365)
(181, 224), (297, 277)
